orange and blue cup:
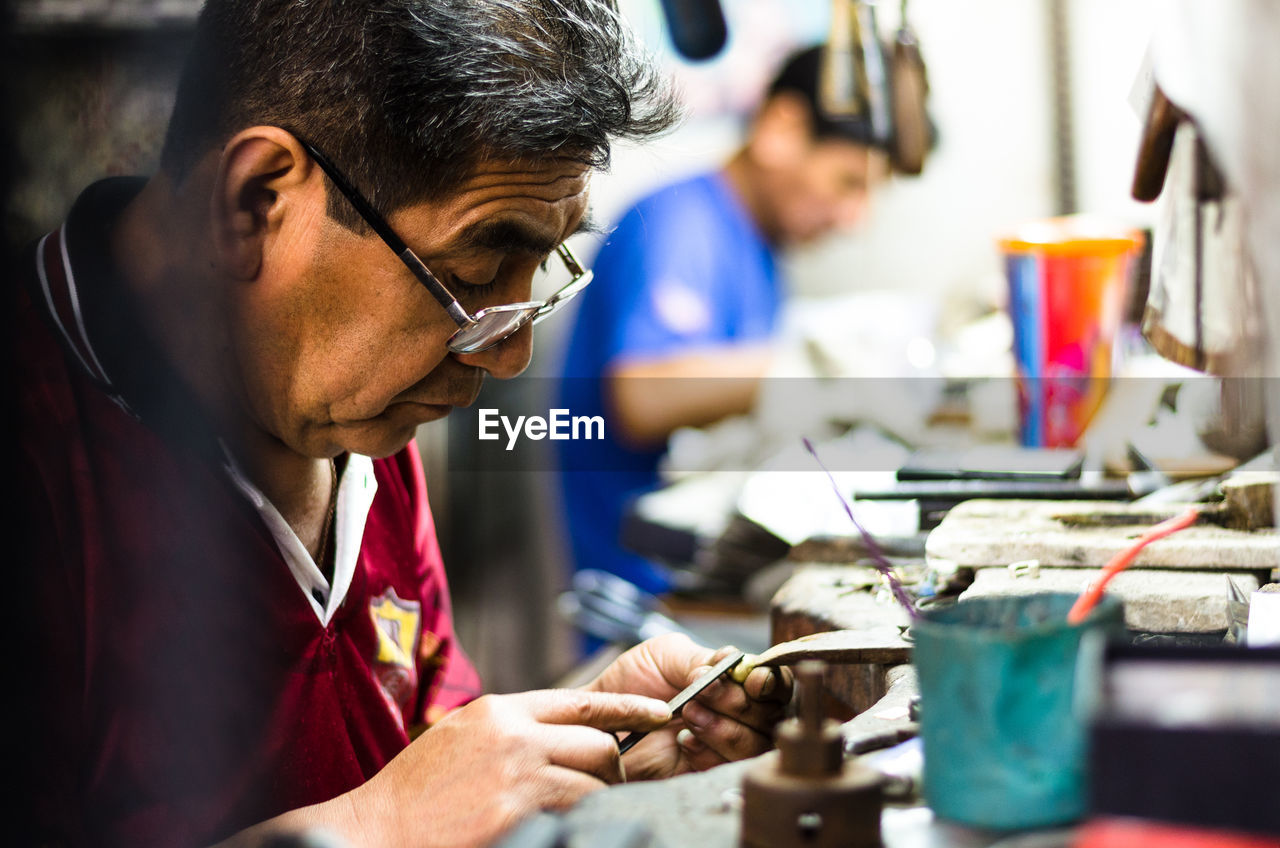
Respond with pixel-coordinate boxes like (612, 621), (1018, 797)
(1000, 218), (1144, 448)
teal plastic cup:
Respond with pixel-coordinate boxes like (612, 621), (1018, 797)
(912, 592), (1124, 830)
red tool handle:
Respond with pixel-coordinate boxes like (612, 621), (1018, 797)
(1066, 507), (1201, 625)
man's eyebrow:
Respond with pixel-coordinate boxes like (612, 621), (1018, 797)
(456, 208), (602, 255)
(574, 208), (603, 236)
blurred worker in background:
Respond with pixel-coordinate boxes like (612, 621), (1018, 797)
(557, 44), (892, 597)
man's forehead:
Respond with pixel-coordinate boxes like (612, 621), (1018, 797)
(426, 157), (594, 253)
(815, 137), (877, 161)
(461, 155), (593, 189)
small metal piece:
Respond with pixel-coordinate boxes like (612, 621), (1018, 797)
(1009, 559), (1041, 580)
(843, 725), (918, 756)
(617, 650), (745, 754)
(859, 736), (924, 802)
(1225, 574), (1251, 644)
(717, 787), (744, 813)
(797, 812), (824, 833)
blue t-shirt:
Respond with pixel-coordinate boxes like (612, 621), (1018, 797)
(556, 171), (781, 594)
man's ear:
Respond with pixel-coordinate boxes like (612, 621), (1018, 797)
(211, 127), (318, 281)
(746, 92), (813, 169)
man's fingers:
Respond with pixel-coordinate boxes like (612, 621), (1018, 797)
(676, 727), (730, 771)
(679, 699), (774, 762)
(743, 664), (792, 703)
(688, 648), (787, 704)
(520, 689), (671, 733)
(729, 653), (757, 684)
(685, 681), (778, 736)
(543, 724), (628, 785)
(687, 677), (748, 717)
(728, 657), (792, 704)
(708, 644), (742, 665)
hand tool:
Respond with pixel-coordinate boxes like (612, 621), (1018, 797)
(733, 628), (911, 685)
(616, 650), (745, 754)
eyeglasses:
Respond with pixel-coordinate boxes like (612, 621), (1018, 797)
(301, 141), (593, 354)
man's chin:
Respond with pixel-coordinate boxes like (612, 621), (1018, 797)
(358, 433), (417, 459)
(793, 226), (838, 246)
(335, 404), (456, 457)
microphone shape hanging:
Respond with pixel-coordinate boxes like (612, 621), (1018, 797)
(658, 0), (728, 61)
(822, 1), (889, 138)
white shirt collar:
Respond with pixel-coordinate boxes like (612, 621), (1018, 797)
(220, 444), (379, 625)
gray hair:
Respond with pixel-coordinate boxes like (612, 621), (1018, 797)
(160, 0), (679, 228)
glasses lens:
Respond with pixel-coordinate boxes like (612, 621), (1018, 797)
(447, 307), (537, 353)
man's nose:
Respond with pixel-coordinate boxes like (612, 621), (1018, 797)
(450, 322), (534, 379)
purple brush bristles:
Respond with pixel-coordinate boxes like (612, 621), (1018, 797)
(803, 437), (920, 621)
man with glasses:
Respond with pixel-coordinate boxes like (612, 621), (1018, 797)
(12, 1), (789, 846)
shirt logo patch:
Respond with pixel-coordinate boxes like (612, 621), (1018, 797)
(369, 588), (422, 721)
(371, 588), (421, 667)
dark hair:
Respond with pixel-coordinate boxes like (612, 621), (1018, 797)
(766, 44), (890, 152)
(160, 0), (679, 229)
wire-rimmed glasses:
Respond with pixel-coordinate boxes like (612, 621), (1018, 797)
(301, 141), (593, 354)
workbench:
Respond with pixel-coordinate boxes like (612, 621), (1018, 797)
(555, 564), (968, 847)
(560, 666), (1055, 848)
(558, 543), (1274, 847)
(577, 455), (1280, 846)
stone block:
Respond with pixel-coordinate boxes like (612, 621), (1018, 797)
(959, 566), (1260, 633)
(926, 499), (1279, 571)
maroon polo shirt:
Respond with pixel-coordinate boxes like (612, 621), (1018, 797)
(16, 178), (481, 847)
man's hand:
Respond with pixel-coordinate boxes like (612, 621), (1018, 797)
(583, 633), (792, 779)
(218, 640), (786, 848)
(248, 689), (672, 848)
(371, 690), (672, 845)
